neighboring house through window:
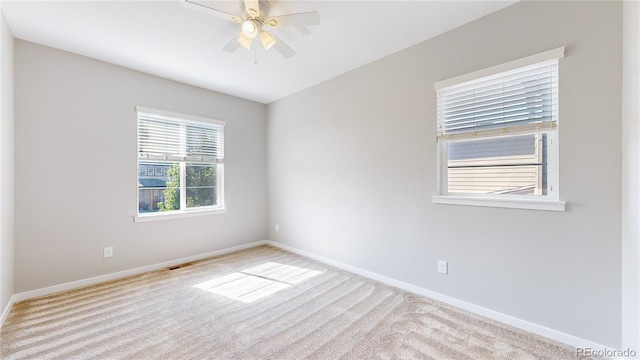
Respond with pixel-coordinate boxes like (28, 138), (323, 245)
(136, 107), (225, 220)
(433, 47), (566, 211)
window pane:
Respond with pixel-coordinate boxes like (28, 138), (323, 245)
(447, 134), (547, 195)
(138, 162), (180, 213)
(186, 163), (216, 208)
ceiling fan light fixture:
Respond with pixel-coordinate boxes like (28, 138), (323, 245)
(237, 34), (253, 50)
(242, 20), (259, 39)
(260, 31), (276, 51)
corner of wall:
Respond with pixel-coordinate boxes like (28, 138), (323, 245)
(622, 0), (640, 355)
(0, 9), (16, 315)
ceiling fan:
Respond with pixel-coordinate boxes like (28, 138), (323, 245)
(181, 0), (320, 59)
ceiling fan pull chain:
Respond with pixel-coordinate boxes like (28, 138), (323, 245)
(254, 48), (259, 65)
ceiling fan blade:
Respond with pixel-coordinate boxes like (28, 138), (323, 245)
(223, 32), (253, 52)
(244, 0), (260, 17)
(265, 11), (320, 28)
(181, 0), (242, 23)
(266, 32), (295, 59)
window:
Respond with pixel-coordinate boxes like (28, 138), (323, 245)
(433, 47), (566, 211)
(136, 107), (225, 221)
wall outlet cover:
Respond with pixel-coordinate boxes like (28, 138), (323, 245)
(438, 260), (448, 275)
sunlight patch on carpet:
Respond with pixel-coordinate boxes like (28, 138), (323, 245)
(194, 262), (322, 303)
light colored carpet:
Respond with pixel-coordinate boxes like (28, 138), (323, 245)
(1, 245), (586, 359)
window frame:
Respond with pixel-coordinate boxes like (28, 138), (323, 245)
(134, 107), (226, 222)
(432, 48), (566, 212)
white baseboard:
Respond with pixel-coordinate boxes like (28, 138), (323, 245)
(3, 238), (611, 356)
(265, 240), (609, 353)
(11, 240), (268, 303)
(0, 294), (17, 328)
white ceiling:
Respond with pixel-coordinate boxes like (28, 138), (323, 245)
(1, 0), (516, 104)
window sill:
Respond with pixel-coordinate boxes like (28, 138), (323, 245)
(134, 208), (226, 223)
(432, 195), (566, 212)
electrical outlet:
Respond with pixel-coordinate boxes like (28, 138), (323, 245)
(275, 224), (279, 232)
(103, 247), (113, 258)
(438, 260), (448, 275)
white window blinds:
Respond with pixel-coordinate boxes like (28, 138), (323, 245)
(137, 107), (224, 163)
(436, 48), (563, 142)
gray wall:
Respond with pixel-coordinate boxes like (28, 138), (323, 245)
(14, 40), (268, 293)
(267, 1), (622, 347)
(622, 0), (640, 353)
(0, 12), (14, 312)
